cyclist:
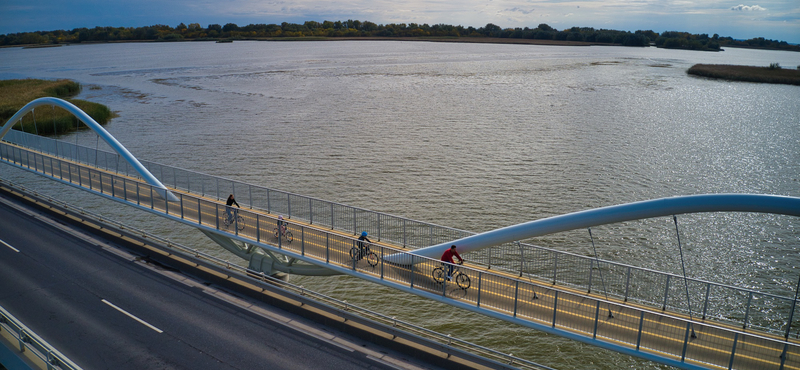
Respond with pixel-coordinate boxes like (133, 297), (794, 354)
(277, 215), (286, 236)
(225, 194), (240, 222)
(357, 231), (372, 260)
(440, 245), (464, 280)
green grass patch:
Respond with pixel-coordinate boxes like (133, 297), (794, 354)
(687, 64), (800, 85)
(0, 78), (113, 135)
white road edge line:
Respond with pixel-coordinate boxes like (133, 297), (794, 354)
(0, 238), (20, 252)
(102, 299), (163, 333)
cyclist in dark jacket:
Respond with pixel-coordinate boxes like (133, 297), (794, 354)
(225, 194), (240, 221)
(357, 231), (371, 259)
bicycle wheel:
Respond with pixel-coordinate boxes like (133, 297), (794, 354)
(235, 216), (245, 231)
(432, 267), (446, 284)
(274, 228), (280, 239)
(366, 252), (378, 267)
(349, 246), (359, 260)
(285, 231), (293, 243)
(455, 273), (471, 290)
(223, 215), (231, 227)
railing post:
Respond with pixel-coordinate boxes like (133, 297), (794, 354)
(636, 311), (644, 349)
(180, 193), (184, 219)
(409, 255), (415, 289)
(785, 273), (800, 340)
(377, 213), (381, 241)
(309, 199), (313, 224)
(513, 280), (519, 317)
(553, 253), (558, 284)
(256, 215), (260, 242)
(135, 182), (140, 205)
(249, 185), (253, 209)
(477, 272), (482, 307)
(593, 301), (600, 339)
(301, 227), (305, 256)
(624, 266), (631, 302)
(111, 176), (115, 198)
(681, 322), (691, 362)
(728, 332), (739, 370)
(743, 291), (753, 329)
(588, 260), (594, 293)
(662, 275), (671, 310)
(552, 291), (559, 328)
(353, 208), (356, 235)
(702, 284), (711, 320)
(287, 193), (291, 219)
(17, 328), (25, 353)
(403, 219), (407, 247)
(330, 203), (334, 229)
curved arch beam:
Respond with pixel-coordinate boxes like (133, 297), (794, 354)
(388, 194), (800, 264)
(1, 97), (177, 201)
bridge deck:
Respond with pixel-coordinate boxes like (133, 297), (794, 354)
(2, 140), (799, 370)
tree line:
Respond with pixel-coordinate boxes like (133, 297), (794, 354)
(2, 20), (797, 52)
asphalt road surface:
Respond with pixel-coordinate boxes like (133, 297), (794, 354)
(0, 192), (440, 370)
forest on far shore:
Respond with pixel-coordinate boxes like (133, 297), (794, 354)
(2, 20), (798, 52)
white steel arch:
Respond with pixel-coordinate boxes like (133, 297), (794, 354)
(388, 194), (800, 264)
(1, 97), (177, 201)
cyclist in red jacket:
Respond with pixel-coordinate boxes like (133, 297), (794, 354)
(440, 245), (464, 280)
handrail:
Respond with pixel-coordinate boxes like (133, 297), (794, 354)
(4, 145), (800, 370)
(0, 304), (83, 370)
(0, 178), (552, 370)
(0, 97), (177, 201)
(1, 133), (797, 334)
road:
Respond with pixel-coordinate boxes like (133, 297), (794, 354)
(0, 191), (442, 370)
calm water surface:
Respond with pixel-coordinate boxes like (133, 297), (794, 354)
(1, 41), (799, 369)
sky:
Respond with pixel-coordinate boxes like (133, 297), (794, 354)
(1, 0), (798, 44)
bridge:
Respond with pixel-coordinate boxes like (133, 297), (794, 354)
(3, 97), (800, 370)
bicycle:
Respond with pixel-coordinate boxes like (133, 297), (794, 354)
(222, 208), (244, 231)
(432, 261), (471, 289)
(273, 223), (293, 243)
(350, 242), (379, 267)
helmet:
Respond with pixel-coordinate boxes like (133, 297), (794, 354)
(278, 215), (283, 220)
(361, 231), (367, 237)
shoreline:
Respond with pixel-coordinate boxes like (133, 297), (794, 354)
(3, 36), (797, 52)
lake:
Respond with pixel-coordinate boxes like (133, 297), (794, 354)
(1, 41), (799, 369)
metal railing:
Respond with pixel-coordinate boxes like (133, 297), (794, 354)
(4, 140), (800, 369)
(0, 178), (552, 370)
(3, 130), (798, 338)
(0, 304), (83, 370)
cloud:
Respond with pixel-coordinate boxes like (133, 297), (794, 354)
(504, 7), (535, 15)
(730, 4), (766, 11)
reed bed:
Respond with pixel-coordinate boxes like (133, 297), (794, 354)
(687, 64), (800, 85)
(1, 79), (112, 135)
